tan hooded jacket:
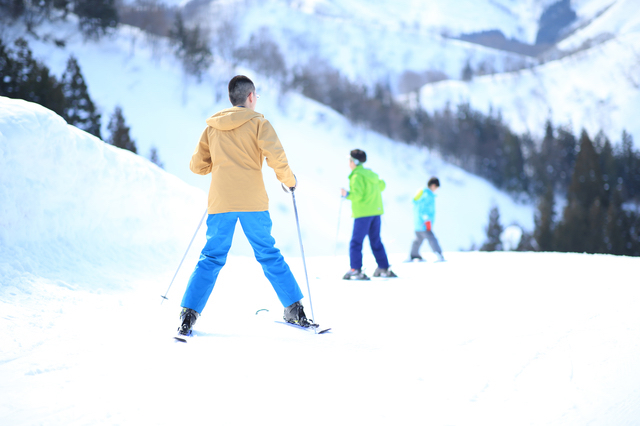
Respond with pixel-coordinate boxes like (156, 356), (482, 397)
(191, 107), (296, 214)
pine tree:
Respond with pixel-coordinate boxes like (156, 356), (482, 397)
(618, 130), (639, 200)
(107, 106), (137, 153)
(516, 231), (536, 251)
(74, 0), (119, 38)
(556, 127), (577, 190)
(568, 130), (605, 210)
(234, 27), (286, 81)
(480, 206), (503, 251)
(502, 131), (527, 193)
(0, 37), (19, 97)
(586, 197), (606, 253)
(461, 60), (473, 81)
(555, 130), (605, 253)
(169, 12), (212, 80)
(623, 212), (640, 256)
(597, 132), (616, 204)
(604, 188), (626, 254)
(149, 146), (164, 169)
(1, 38), (66, 115)
(534, 186), (555, 251)
(61, 55), (101, 138)
(554, 199), (586, 252)
(0, 0), (26, 19)
(532, 120), (557, 195)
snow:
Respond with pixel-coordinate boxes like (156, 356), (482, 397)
(201, 0), (538, 91)
(2, 1), (640, 421)
(501, 224), (524, 250)
(2, 94), (640, 426)
(415, 0), (640, 143)
(418, 29), (640, 143)
(558, 0), (640, 50)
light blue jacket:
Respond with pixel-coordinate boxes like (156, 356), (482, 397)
(412, 187), (436, 232)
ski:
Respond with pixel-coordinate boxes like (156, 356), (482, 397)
(173, 330), (192, 343)
(275, 321), (331, 334)
(370, 277), (391, 281)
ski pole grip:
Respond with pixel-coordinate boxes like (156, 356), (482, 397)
(281, 175), (297, 193)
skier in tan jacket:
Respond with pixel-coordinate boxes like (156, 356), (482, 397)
(177, 75), (310, 337)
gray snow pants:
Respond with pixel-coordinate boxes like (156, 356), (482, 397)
(410, 230), (442, 258)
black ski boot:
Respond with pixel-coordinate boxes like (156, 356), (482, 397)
(373, 267), (398, 278)
(177, 307), (199, 337)
(343, 269), (370, 280)
(283, 301), (313, 327)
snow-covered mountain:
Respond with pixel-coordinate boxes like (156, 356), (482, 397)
(178, 0), (637, 141)
(1, 15), (538, 257)
(167, 0), (609, 47)
(416, 0), (640, 141)
(199, 0), (539, 89)
(2, 97), (640, 426)
(4, 0), (635, 144)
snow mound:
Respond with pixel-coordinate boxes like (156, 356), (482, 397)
(0, 96), (206, 249)
(0, 96), (207, 297)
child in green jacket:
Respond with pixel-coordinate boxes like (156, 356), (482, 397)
(340, 149), (397, 280)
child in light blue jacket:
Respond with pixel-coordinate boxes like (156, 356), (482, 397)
(410, 177), (444, 262)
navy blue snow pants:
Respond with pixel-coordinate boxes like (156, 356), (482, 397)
(349, 215), (390, 270)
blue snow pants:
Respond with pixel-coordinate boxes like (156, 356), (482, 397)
(349, 215), (390, 270)
(181, 211), (304, 313)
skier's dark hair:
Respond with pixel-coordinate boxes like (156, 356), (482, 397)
(350, 149), (366, 165)
(428, 177), (440, 188)
(228, 75), (256, 106)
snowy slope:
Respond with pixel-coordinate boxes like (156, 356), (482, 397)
(558, 0), (640, 49)
(416, 0), (640, 141)
(169, 0), (609, 45)
(2, 98), (640, 425)
(198, 0), (538, 92)
(1, 19), (535, 257)
(160, 0), (639, 143)
(0, 97), (206, 289)
(285, 0), (552, 42)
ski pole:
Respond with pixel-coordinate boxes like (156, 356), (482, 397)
(282, 183), (316, 332)
(160, 207), (208, 304)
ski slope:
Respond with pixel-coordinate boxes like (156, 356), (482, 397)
(2, 97), (640, 425)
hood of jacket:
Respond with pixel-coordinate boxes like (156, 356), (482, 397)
(205, 107), (264, 131)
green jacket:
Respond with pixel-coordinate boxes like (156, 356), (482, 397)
(346, 165), (386, 218)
